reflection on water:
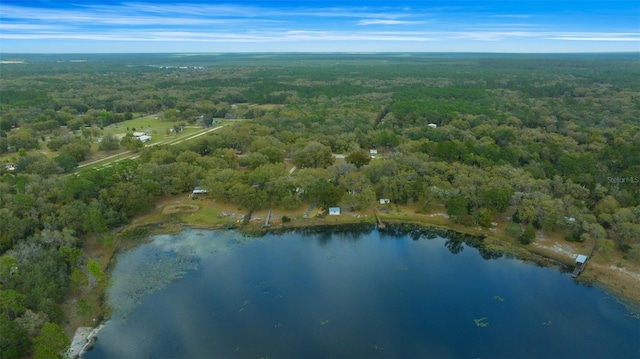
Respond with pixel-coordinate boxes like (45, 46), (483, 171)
(86, 226), (640, 359)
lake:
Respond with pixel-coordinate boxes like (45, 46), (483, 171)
(84, 226), (639, 358)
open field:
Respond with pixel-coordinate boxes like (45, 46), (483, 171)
(1, 114), (229, 172)
(77, 122), (228, 172)
(100, 114), (213, 139)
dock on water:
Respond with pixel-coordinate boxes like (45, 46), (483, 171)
(263, 210), (271, 227)
(571, 254), (588, 278)
(373, 208), (386, 229)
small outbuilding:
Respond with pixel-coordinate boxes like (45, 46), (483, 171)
(328, 207), (341, 215)
(138, 135), (152, 143)
(192, 186), (208, 195)
(572, 254), (589, 278)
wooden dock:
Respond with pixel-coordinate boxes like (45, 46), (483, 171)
(373, 208), (386, 229)
(263, 210), (271, 227)
(571, 254), (589, 278)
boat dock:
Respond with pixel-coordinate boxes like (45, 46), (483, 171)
(572, 254), (588, 278)
(263, 210), (271, 227)
(373, 208), (386, 229)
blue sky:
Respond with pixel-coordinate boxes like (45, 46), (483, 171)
(0, 0), (638, 53)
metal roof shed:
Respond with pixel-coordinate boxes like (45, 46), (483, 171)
(575, 254), (588, 264)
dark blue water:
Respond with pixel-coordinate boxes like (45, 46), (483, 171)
(85, 227), (640, 358)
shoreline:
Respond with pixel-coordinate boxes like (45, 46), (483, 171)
(67, 205), (640, 355)
(67, 323), (105, 359)
(117, 210), (640, 305)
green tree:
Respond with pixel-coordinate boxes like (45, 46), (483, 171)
(228, 182), (268, 211)
(519, 224), (536, 244)
(0, 315), (31, 359)
(69, 268), (88, 292)
(0, 209), (28, 252)
(53, 153), (78, 173)
(345, 149), (371, 169)
(98, 133), (120, 151)
(505, 223), (522, 239)
(239, 152), (270, 170)
(46, 136), (72, 151)
(99, 181), (154, 219)
(0, 137), (8, 154)
(120, 135), (144, 152)
(447, 194), (469, 224)
(308, 178), (344, 210)
(87, 258), (103, 279)
(34, 322), (69, 359)
(0, 256), (19, 284)
(294, 141), (334, 169)
(14, 309), (48, 338)
(83, 206), (108, 235)
(339, 172), (376, 210)
(480, 187), (513, 213)
(373, 129), (399, 148)
(258, 145), (285, 164)
(22, 156), (61, 176)
(473, 208), (494, 228)
(0, 289), (26, 320)
(8, 129), (39, 150)
(59, 139), (91, 162)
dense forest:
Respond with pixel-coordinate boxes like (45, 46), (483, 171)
(1, 53), (639, 358)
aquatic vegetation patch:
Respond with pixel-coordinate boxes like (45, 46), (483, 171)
(106, 229), (257, 320)
(474, 317), (489, 327)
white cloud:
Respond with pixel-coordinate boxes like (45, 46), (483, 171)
(358, 19), (426, 26)
(451, 31), (537, 41)
(491, 14), (532, 19)
(0, 29), (437, 43)
(547, 36), (640, 42)
(544, 32), (640, 42)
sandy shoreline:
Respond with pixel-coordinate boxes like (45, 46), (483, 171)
(67, 324), (105, 358)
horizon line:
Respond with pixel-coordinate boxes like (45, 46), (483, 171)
(2, 51), (639, 55)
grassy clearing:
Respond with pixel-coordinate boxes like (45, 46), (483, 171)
(253, 104), (284, 110)
(102, 115), (199, 143)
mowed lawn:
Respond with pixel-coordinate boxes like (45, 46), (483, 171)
(1, 114), (219, 165)
(101, 114), (204, 142)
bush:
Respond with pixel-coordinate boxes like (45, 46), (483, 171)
(505, 223), (522, 239)
(281, 215), (291, 223)
(519, 224), (535, 244)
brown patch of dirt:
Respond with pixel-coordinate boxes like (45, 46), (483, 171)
(162, 204), (199, 214)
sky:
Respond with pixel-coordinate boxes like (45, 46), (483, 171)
(0, 0), (639, 53)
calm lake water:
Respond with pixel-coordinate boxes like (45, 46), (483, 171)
(85, 226), (639, 358)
